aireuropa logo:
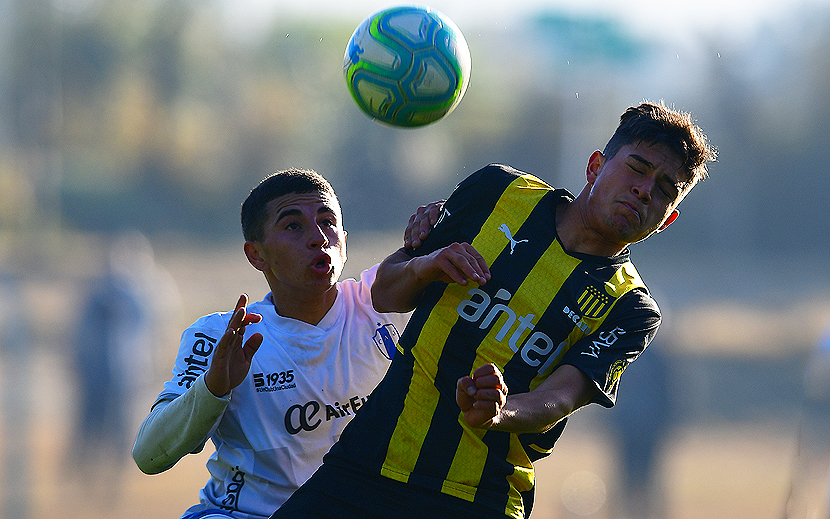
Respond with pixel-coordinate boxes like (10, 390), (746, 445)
(283, 395), (369, 434)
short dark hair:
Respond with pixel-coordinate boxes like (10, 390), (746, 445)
(241, 168), (337, 242)
(603, 101), (716, 191)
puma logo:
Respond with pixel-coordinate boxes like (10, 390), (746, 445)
(498, 223), (528, 254)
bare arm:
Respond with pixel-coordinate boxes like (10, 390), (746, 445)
(371, 243), (490, 313)
(457, 363), (597, 433)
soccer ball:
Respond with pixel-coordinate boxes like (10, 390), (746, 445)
(343, 5), (471, 127)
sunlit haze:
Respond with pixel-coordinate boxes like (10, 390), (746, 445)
(219, 0), (827, 44)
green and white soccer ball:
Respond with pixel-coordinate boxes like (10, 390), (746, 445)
(343, 5), (472, 127)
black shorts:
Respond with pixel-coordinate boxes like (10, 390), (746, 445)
(270, 463), (512, 519)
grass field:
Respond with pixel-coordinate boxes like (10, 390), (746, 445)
(10, 397), (798, 519)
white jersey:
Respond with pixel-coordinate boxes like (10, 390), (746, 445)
(153, 266), (406, 519)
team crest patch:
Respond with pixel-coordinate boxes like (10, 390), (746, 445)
(372, 322), (400, 360)
(577, 284), (611, 319)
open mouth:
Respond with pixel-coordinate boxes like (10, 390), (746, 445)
(311, 253), (332, 273)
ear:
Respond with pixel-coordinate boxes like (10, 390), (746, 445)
(657, 209), (679, 232)
(586, 150), (605, 185)
(244, 241), (268, 272)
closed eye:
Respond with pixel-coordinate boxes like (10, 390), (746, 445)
(658, 178), (680, 200)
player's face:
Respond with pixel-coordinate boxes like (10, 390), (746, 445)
(250, 191), (347, 301)
(586, 142), (687, 246)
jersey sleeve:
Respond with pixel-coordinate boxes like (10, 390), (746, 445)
(132, 374), (230, 474)
(560, 288), (661, 408)
(156, 312), (230, 404)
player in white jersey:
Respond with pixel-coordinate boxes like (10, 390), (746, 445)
(132, 168), (438, 519)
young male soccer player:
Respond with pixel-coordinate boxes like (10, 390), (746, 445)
(270, 101), (716, 519)
(132, 169), (436, 519)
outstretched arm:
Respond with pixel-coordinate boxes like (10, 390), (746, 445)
(457, 363), (597, 433)
(371, 243), (490, 313)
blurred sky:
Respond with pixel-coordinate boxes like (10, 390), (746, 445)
(217, 0), (830, 44)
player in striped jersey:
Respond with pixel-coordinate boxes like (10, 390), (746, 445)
(271, 101), (716, 519)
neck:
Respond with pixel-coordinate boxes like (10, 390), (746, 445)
(270, 287), (338, 325)
(556, 196), (627, 258)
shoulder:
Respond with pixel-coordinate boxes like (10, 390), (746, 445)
(247, 294), (275, 316)
(455, 164), (544, 191)
(448, 165), (556, 215)
(606, 259), (659, 315)
(336, 264), (378, 304)
(607, 286), (661, 334)
(184, 311), (231, 336)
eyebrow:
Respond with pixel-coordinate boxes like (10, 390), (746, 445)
(275, 204), (337, 224)
(629, 154), (654, 169)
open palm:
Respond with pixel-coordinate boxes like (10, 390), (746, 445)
(204, 294), (263, 397)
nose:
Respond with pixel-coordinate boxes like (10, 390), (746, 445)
(631, 179), (653, 204)
(307, 223), (330, 249)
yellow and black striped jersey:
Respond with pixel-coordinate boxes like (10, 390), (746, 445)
(326, 164), (661, 519)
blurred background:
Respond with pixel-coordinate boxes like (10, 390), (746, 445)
(2, 0), (830, 517)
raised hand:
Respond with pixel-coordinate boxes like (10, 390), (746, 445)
(204, 294), (264, 397)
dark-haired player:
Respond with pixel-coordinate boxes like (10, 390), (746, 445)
(272, 101), (716, 519)
(133, 168), (437, 519)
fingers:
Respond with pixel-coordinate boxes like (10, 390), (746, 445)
(472, 363), (503, 382)
(456, 364), (508, 429)
(468, 363), (507, 405)
(227, 295), (247, 329)
(217, 296), (262, 358)
(424, 200), (444, 225)
(458, 375), (477, 396)
(404, 200), (445, 249)
(227, 294), (262, 332)
(433, 242), (490, 286)
(244, 332), (264, 360)
(458, 365), (507, 400)
(404, 210), (421, 249)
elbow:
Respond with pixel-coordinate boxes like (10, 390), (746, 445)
(132, 439), (174, 475)
(370, 284), (391, 313)
(132, 445), (161, 475)
(371, 297), (403, 314)
(371, 283), (415, 313)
